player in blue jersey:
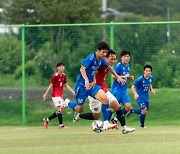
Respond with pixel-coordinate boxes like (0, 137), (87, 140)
(110, 50), (134, 124)
(67, 41), (125, 129)
(131, 65), (155, 128)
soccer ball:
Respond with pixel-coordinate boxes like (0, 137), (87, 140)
(92, 120), (103, 133)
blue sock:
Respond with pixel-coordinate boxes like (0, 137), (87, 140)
(140, 113), (146, 127)
(133, 109), (141, 114)
(122, 108), (127, 115)
(102, 104), (111, 121)
(68, 102), (77, 111)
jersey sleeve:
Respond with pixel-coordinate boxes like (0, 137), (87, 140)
(50, 75), (56, 85)
(81, 54), (94, 68)
(114, 63), (121, 75)
(100, 58), (109, 67)
(134, 76), (141, 87)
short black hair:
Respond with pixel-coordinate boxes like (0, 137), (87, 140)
(144, 65), (152, 71)
(121, 50), (130, 57)
(97, 40), (109, 50)
(106, 49), (116, 57)
(56, 62), (65, 67)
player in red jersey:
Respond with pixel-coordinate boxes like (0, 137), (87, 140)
(42, 62), (75, 129)
(75, 49), (135, 133)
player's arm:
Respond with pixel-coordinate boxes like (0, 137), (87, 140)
(131, 85), (139, 100)
(42, 83), (53, 101)
(150, 84), (155, 94)
(89, 73), (96, 88)
(107, 65), (125, 84)
(64, 83), (75, 95)
(80, 65), (90, 89)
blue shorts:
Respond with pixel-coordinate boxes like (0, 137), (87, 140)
(111, 90), (131, 105)
(137, 99), (149, 110)
(75, 84), (101, 106)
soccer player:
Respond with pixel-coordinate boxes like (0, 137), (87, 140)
(67, 41), (124, 129)
(131, 65), (155, 128)
(77, 49), (135, 133)
(111, 50), (134, 123)
(42, 62), (75, 129)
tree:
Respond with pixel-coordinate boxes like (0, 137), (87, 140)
(5, 0), (101, 24)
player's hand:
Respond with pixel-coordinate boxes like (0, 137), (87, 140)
(117, 75), (126, 84)
(130, 75), (134, 80)
(85, 80), (90, 89)
(134, 93), (139, 100)
(42, 94), (47, 101)
(151, 89), (155, 95)
(89, 81), (96, 88)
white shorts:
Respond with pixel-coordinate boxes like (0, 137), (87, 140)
(88, 91), (117, 113)
(52, 97), (65, 107)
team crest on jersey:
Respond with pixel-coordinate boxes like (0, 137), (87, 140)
(149, 79), (152, 83)
(94, 107), (98, 111)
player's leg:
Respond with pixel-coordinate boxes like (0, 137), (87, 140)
(139, 101), (149, 128)
(79, 96), (101, 120)
(43, 97), (60, 129)
(108, 91), (135, 133)
(121, 93), (132, 115)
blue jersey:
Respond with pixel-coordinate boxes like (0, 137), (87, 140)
(111, 62), (130, 93)
(134, 75), (153, 102)
(76, 53), (109, 87)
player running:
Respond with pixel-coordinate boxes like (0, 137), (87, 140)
(75, 49), (135, 133)
(42, 62), (75, 129)
(67, 41), (125, 130)
(131, 65), (155, 128)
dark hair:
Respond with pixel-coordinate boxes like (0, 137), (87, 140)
(121, 50), (130, 57)
(106, 49), (116, 57)
(97, 40), (109, 50)
(56, 62), (65, 67)
(144, 65), (152, 71)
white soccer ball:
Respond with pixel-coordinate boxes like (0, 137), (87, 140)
(92, 120), (103, 133)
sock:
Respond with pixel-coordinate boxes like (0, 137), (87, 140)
(48, 112), (57, 121)
(140, 113), (146, 127)
(133, 109), (141, 114)
(57, 111), (63, 125)
(68, 102), (77, 111)
(102, 104), (111, 121)
(122, 108), (127, 115)
(79, 112), (95, 120)
(116, 107), (126, 126)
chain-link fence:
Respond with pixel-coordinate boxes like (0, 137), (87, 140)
(0, 21), (179, 125)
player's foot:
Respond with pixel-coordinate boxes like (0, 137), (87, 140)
(103, 121), (118, 130)
(122, 127), (135, 134)
(140, 126), (147, 129)
(126, 109), (133, 117)
(60, 124), (69, 129)
(43, 118), (49, 129)
(73, 112), (80, 123)
(111, 118), (118, 124)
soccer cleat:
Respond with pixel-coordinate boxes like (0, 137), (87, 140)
(60, 125), (69, 129)
(103, 121), (118, 130)
(140, 126), (147, 129)
(122, 127), (135, 134)
(73, 112), (80, 123)
(111, 118), (118, 124)
(126, 109), (133, 117)
(43, 118), (49, 129)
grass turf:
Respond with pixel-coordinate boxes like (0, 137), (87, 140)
(0, 125), (180, 154)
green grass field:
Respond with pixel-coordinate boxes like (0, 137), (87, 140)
(0, 126), (180, 154)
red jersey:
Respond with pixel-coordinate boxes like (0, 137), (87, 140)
(95, 65), (109, 93)
(50, 72), (67, 97)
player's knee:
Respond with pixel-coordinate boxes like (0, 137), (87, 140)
(93, 113), (100, 120)
(141, 109), (148, 115)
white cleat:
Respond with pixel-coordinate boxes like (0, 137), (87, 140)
(73, 112), (80, 123)
(122, 127), (135, 134)
(103, 121), (118, 131)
